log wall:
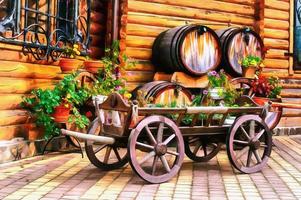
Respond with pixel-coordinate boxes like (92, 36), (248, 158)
(0, 0), (108, 141)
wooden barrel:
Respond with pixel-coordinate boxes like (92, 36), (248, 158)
(216, 27), (264, 77)
(152, 25), (222, 76)
(132, 81), (193, 107)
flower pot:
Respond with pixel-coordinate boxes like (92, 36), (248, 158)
(59, 58), (83, 73)
(209, 87), (224, 100)
(52, 103), (71, 123)
(83, 60), (103, 73)
(242, 66), (257, 78)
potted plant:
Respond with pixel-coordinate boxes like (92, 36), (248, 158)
(59, 44), (83, 73)
(83, 52), (104, 74)
(241, 55), (264, 78)
(21, 72), (90, 139)
(207, 70), (228, 100)
(251, 75), (282, 104)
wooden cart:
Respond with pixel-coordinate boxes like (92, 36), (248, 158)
(62, 93), (273, 184)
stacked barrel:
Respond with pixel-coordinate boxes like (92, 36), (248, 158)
(133, 25), (265, 107)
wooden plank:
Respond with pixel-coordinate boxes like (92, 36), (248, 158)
(264, 59), (289, 69)
(136, 0), (255, 16)
(127, 23), (167, 37)
(265, 0), (289, 11)
(128, 1), (254, 25)
(265, 8), (289, 20)
(264, 38), (289, 50)
(0, 110), (29, 126)
(126, 35), (155, 48)
(0, 94), (25, 110)
(0, 61), (61, 79)
(0, 77), (57, 94)
(264, 28), (289, 40)
(127, 12), (234, 29)
(265, 49), (288, 59)
(125, 60), (155, 71)
(265, 18), (289, 30)
(0, 123), (42, 141)
(124, 71), (154, 82)
(125, 47), (152, 60)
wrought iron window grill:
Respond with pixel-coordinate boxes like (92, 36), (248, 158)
(0, 0), (91, 61)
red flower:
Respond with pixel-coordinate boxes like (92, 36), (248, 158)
(85, 111), (93, 118)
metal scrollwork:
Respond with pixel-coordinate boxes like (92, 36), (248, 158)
(0, 0), (91, 61)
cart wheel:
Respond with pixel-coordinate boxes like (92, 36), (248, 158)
(184, 136), (221, 162)
(227, 115), (272, 173)
(128, 115), (185, 184)
(85, 118), (128, 170)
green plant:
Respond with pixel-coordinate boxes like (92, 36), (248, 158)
(241, 55), (264, 68)
(90, 40), (135, 96)
(251, 75), (282, 98)
(64, 44), (81, 59)
(207, 70), (227, 88)
(21, 72), (90, 139)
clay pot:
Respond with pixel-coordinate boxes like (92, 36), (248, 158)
(83, 60), (103, 73)
(59, 58), (83, 73)
(52, 103), (71, 123)
(242, 66), (257, 78)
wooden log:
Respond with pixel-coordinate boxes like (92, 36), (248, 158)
(125, 47), (152, 60)
(0, 61), (61, 79)
(123, 71), (154, 82)
(218, 0), (254, 6)
(0, 110), (29, 126)
(128, 1), (254, 26)
(281, 89), (301, 98)
(265, 0), (289, 11)
(127, 24), (167, 37)
(125, 60), (155, 71)
(0, 123), (42, 141)
(289, 0), (294, 75)
(90, 34), (104, 46)
(264, 38), (289, 50)
(0, 94), (25, 110)
(264, 59), (289, 69)
(265, 49), (288, 59)
(265, 18), (289, 30)
(265, 8), (289, 20)
(0, 77), (57, 94)
(126, 35), (155, 48)
(90, 23), (105, 35)
(278, 117), (301, 127)
(264, 28), (289, 40)
(125, 82), (145, 91)
(254, 0), (264, 38)
(262, 72), (301, 80)
(261, 68), (288, 74)
(127, 12), (235, 29)
(137, 0), (254, 16)
(91, 12), (106, 23)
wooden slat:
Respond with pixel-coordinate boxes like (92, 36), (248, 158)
(136, 0), (255, 16)
(124, 71), (154, 82)
(126, 35), (155, 48)
(0, 61), (61, 79)
(0, 94), (25, 110)
(264, 38), (289, 50)
(265, 8), (289, 20)
(264, 59), (289, 69)
(265, 18), (289, 30)
(127, 23), (167, 37)
(0, 77), (57, 94)
(264, 28), (289, 40)
(125, 47), (152, 60)
(125, 60), (155, 71)
(265, 49), (288, 59)
(128, 1), (254, 25)
(265, 0), (290, 11)
(0, 110), (29, 126)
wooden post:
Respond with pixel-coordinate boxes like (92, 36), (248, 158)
(254, 0), (265, 39)
(289, 0), (295, 75)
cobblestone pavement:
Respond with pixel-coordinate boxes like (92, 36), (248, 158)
(0, 135), (301, 200)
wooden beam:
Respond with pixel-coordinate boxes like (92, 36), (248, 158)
(289, 0), (294, 75)
(254, 0), (264, 38)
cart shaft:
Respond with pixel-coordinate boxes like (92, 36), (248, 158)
(61, 129), (115, 144)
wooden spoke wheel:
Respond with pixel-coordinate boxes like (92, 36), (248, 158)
(85, 118), (128, 170)
(226, 115), (272, 173)
(128, 116), (185, 184)
(184, 136), (221, 162)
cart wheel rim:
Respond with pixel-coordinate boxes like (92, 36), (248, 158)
(128, 115), (185, 184)
(227, 115), (272, 173)
(184, 136), (221, 162)
(85, 118), (128, 170)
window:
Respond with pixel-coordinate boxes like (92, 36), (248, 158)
(0, 0), (91, 61)
(294, 0), (301, 70)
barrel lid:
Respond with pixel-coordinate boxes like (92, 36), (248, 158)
(178, 25), (221, 76)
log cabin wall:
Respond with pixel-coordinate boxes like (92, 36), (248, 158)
(121, 0), (300, 128)
(0, 0), (108, 141)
